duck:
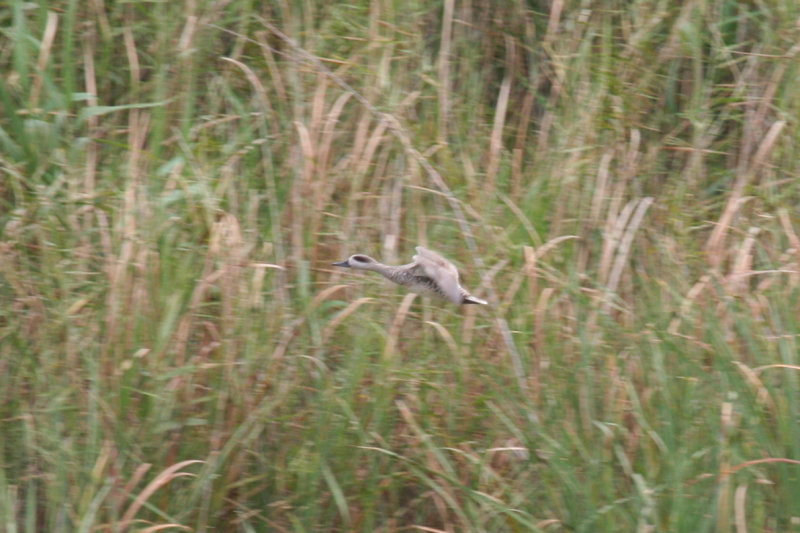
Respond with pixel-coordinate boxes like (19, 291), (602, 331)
(333, 246), (487, 305)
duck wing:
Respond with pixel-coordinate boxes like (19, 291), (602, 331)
(413, 246), (462, 303)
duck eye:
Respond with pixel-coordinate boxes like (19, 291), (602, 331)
(352, 255), (370, 263)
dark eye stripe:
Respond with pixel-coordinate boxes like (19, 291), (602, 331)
(352, 255), (370, 262)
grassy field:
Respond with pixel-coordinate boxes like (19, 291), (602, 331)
(2, 0), (800, 531)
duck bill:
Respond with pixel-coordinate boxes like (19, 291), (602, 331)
(332, 260), (351, 267)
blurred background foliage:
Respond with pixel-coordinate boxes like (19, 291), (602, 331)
(1, 0), (799, 531)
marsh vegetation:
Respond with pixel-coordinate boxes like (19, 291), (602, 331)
(1, 1), (799, 530)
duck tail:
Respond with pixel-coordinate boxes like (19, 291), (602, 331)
(463, 294), (488, 305)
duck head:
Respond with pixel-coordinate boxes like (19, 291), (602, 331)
(333, 254), (379, 270)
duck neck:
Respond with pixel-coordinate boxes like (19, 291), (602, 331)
(368, 262), (395, 278)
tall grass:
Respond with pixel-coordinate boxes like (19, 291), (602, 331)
(1, 0), (799, 531)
